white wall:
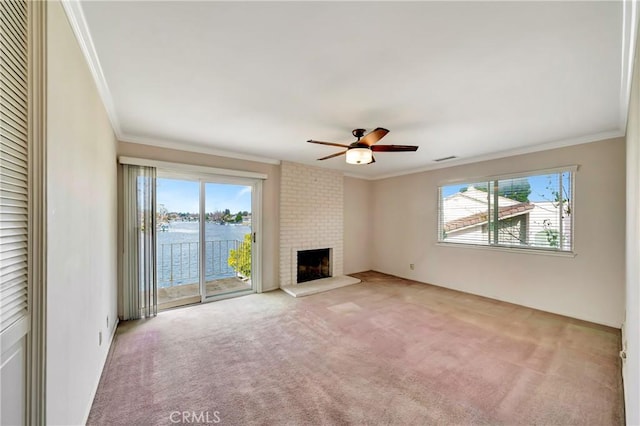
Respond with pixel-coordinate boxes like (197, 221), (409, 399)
(344, 177), (372, 274)
(624, 27), (640, 426)
(47, 2), (118, 424)
(372, 138), (625, 327)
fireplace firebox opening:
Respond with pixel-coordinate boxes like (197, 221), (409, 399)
(297, 248), (331, 284)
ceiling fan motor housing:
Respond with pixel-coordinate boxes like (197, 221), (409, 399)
(352, 128), (367, 139)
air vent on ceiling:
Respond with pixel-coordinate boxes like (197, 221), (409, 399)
(434, 155), (457, 162)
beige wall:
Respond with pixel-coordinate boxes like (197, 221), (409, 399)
(344, 177), (372, 274)
(117, 142), (281, 297)
(624, 27), (640, 425)
(47, 2), (119, 424)
(372, 138), (626, 327)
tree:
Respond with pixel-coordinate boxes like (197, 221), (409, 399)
(235, 212), (243, 223)
(541, 219), (559, 247)
(228, 233), (251, 277)
(545, 176), (571, 218)
(157, 204), (169, 223)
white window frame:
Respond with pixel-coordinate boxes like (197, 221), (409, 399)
(437, 166), (578, 256)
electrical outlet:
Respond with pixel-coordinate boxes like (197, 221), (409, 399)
(99, 331), (102, 346)
(409, 263), (415, 270)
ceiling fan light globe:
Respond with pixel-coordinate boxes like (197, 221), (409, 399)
(346, 147), (373, 165)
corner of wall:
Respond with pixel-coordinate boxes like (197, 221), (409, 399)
(623, 17), (640, 424)
(343, 176), (373, 274)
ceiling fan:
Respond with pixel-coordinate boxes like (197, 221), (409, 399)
(307, 128), (419, 165)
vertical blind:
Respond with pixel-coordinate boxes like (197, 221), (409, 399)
(0, 0), (29, 332)
(122, 165), (157, 320)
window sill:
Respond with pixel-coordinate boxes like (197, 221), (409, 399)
(436, 242), (577, 258)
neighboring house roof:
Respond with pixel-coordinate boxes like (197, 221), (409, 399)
(444, 202), (534, 233)
(442, 186), (522, 224)
(455, 187), (520, 206)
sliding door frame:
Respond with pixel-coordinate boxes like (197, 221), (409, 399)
(119, 156), (267, 307)
(199, 176), (262, 302)
(156, 168), (263, 303)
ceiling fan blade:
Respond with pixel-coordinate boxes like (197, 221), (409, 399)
(359, 127), (389, 146)
(307, 140), (350, 148)
(317, 150), (347, 161)
(371, 144), (419, 152)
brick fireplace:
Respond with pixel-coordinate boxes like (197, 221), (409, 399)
(279, 161), (343, 287)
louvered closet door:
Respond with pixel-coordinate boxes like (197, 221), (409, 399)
(0, 0), (28, 333)
(1, 1), (30, 424)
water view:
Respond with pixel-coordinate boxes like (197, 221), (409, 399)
(155, 178), (253, 290)
(156, 221), (251, 288)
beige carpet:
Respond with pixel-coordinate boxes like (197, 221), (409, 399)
(88, 271), (623, 425)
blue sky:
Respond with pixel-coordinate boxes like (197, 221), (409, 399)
(157, 178), (252, 213)
(441, 173), (571, 202)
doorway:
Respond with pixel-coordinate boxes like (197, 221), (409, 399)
(156, 174), (259, 310)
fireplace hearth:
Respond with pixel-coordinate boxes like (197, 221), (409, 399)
(297, 248), (331, 284)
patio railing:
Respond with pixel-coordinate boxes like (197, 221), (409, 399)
(157, 239), (250, 287)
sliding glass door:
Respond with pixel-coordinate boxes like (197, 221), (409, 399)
(156, 174), (259, 309)
(203, 182), (253, 299)
(156, 178), (201, 309)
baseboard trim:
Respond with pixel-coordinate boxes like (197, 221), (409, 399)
(82, 317), (120, 425)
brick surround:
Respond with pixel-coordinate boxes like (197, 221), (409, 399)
(279, 161), (343, 287)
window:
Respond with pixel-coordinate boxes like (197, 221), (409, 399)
(438, 168), (574, 252)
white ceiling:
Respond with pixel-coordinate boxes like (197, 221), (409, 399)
(72, 1), (634, 179)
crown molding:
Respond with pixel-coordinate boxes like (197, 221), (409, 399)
(57, 0), (283, 168)
(368, 129), (625, 181)
(343, 172), (372, 180)
(119, 128), (625, 181)
(119, 134), (281, 166)
(60, 0), (122, 138)
(620, 0), (639, 131)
